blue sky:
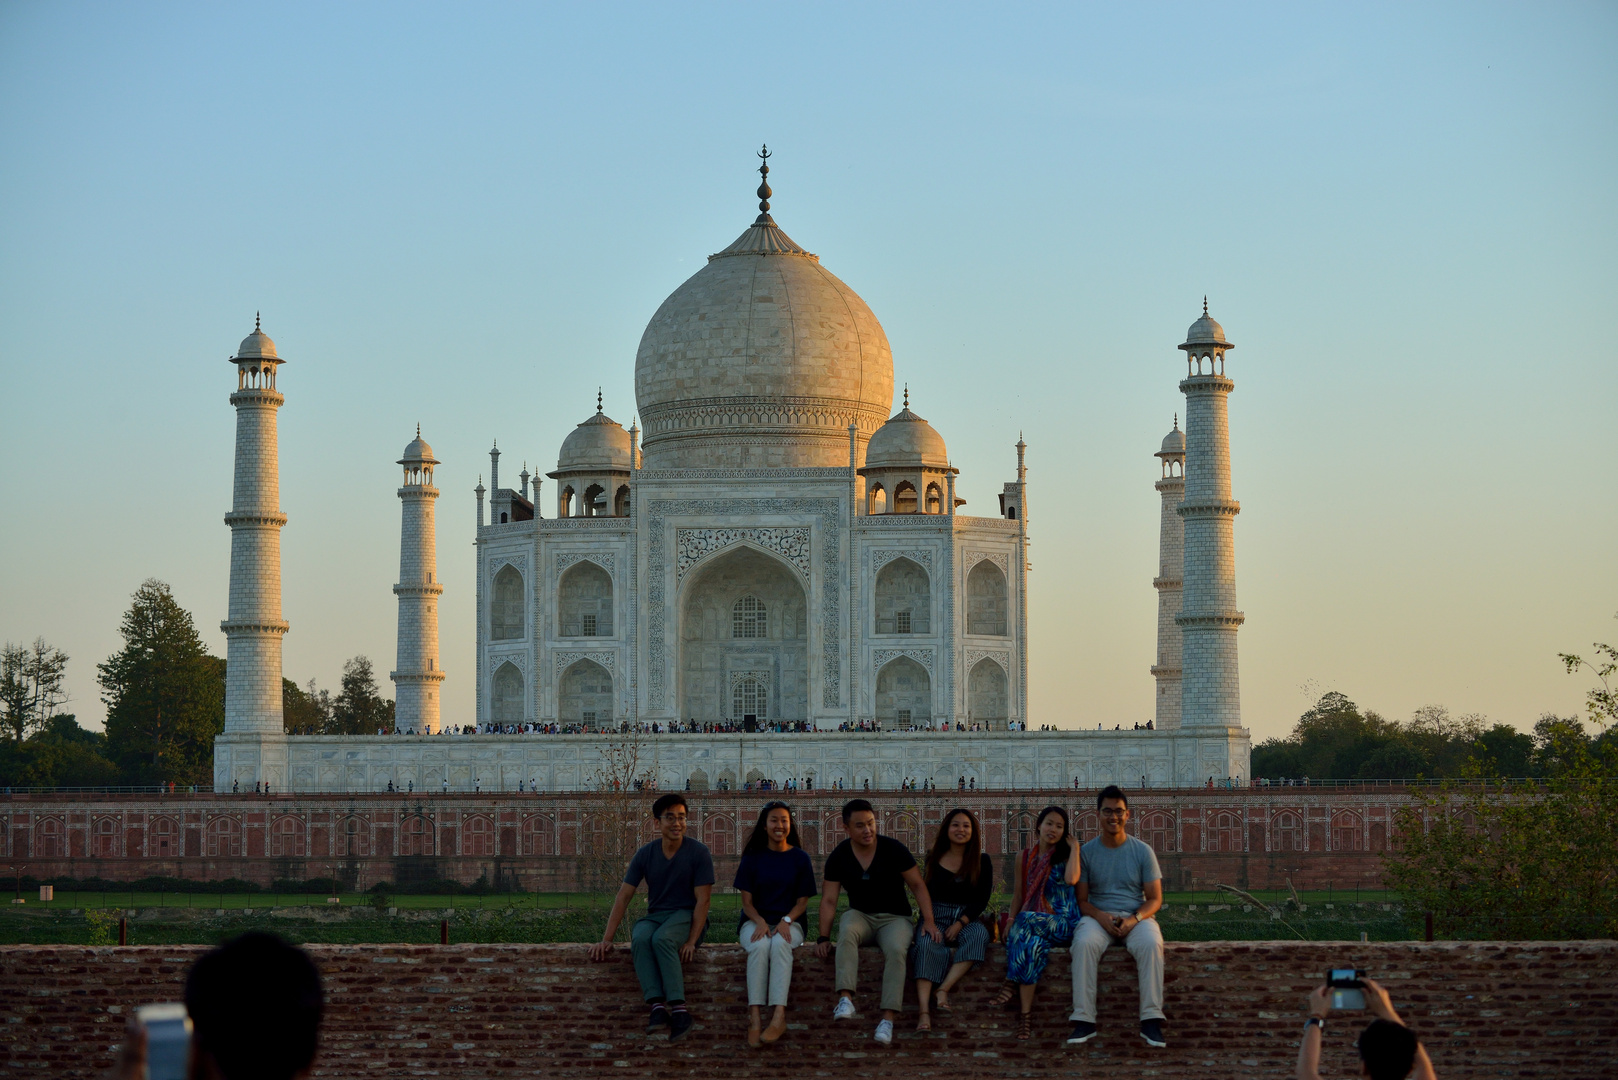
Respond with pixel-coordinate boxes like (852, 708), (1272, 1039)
(1, 2), (1614, 740)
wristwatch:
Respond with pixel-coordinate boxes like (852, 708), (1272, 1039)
(1305, 1017), (1326, 1030)
(781, 916), (793, 924)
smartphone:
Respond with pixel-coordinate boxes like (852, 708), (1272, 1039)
(1328, 968), (1366, 1011)
(135, 1002), (192, 1080)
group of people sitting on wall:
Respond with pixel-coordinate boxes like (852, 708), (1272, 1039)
(588, 786), (1169, 1048)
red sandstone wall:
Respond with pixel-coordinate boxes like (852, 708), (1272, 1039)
(1, 789), (1414, 891)
(2, 941), (1612, 1079)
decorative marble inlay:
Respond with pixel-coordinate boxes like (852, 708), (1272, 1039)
(554, 650), (615, 675)
(556, 552), (615, 579)
(487, 553), (528, 580)
(964, 550), (1009, 575)
(963, 649), (1009, 675)
(727, 670), (771, 690)
(873, 648), (934, 672)
(676, 527), (811, 583)
(488, 650), (527, 673)
(871, 548), (933, 574)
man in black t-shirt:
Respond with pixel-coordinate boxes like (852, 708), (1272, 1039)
(815, 799), (939, 1046)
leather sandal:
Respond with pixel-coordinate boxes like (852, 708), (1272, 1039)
(1016, 1011), (1034, 1041)
(991, 983), (1016, 1008)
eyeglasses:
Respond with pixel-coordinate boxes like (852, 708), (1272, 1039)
(1100, 809), (1128, 818)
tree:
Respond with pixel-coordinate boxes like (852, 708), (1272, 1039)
(1384, 629), (1618, 940)
(98, 579), (225, 785)
(283, 677), (332, 735)
(329, 657), (394, 734)
(1470, 724), (1535, 778)
(0, 637), (70, 745)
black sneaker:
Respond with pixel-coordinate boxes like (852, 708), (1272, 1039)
(668, 1010), (694, 1042)
(1065, 1021), (1098, 1045)
(646, 1005), (669, 1034)
(1139, 1019), (1166, 1047)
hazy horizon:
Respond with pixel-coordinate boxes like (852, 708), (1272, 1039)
(2, 3), (1614, 743)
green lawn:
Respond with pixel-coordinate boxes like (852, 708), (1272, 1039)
(0, 890), (1415, 946)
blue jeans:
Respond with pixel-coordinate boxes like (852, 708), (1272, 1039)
(631, 908), (693, 1002)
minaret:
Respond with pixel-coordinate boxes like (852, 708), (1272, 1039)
(1176, 301), (1244, 728)
(221, 315), (289, 736)
(392, 427), (445, 734)
(1151, 416), (1186, 729)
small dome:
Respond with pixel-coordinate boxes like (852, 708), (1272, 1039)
(863, 403), (949, 470)
(1181, 301), (1233, 350)
(234, 319), (279, 361)
(1157, 418), (1185, 457)
(399, 428), (438, 465)
(555, 409), (631, 473)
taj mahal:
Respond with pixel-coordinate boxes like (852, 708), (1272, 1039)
(212, 153), (1251, 793)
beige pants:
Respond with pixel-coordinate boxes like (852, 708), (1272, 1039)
(1069, 913), (1166, 1022)
(739, 922), (805, 1007)
(835, 909), (912, 1013)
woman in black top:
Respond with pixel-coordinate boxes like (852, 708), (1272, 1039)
(910, 807), (994, 1030)
(734, 801), (817, 1046)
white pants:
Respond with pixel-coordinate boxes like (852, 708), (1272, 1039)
(1069, 913), (1166, 1023)
(739, 922), (805, 1007)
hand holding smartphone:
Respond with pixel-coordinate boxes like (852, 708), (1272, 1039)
(1328, 968), (1367, 1011)
(134, 1003), (192, 1080)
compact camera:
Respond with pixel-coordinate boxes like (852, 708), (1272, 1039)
(1328, 968), (1367, 1011)
(135, 1002), (192, 1080)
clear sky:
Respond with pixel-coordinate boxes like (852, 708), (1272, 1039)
(1, 2), (1614, 742)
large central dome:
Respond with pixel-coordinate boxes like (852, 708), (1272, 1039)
(634, 213), (895, 469)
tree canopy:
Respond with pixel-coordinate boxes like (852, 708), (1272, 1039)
(98, 579), (225, 786)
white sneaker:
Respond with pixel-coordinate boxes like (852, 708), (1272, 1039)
(873, 1019), (894, 1045)
(833, 996), (857, 1021)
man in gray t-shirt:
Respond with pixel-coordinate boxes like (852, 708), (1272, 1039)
(1067, 786), (1167, 1050)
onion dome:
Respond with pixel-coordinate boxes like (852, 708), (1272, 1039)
(399, 424), (439, 465)
(232, 313), (280, 361)
(1156, 415), (1185, 459)
(1181, 298), (1233, 350)
(633, 148), (894, 468)
(863, 389), (950, 470)
(554, 395), (631, 473)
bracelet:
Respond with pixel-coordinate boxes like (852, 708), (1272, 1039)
(817, 935), (831, 945)
(1304, 1017), (1326, 1030)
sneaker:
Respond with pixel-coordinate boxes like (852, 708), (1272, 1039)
(1139, 1019), (1166, 1047)
(873, 1019), (894, 1046)
(1065, 1021), (1098, 1045)
(646, 1004), (670, 1034)
(832, 997), (857, 1021)
(668, 1010), (694, 1042)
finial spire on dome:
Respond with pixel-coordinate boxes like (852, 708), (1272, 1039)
(756, 144), (772, 218)
(1203, 296), (1208, 316)
(1173, 412), (1179, 430)
(255, 311), (261, 331)
(416, 422), (421, 437)
(903, 384), (909, 409)
(597, 388), (603, 413)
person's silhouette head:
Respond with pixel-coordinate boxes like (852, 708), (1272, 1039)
(184, 932), (323, 1080)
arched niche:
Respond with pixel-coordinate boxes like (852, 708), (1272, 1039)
(966, 560), (1008, 636)
(491, 565), (525, 640)
(967, 657), (1008, 728)
(559, 658), (613, 729)
(875, 656), (931, 727)
(867, 483), (888, 515)
(559, 561), (613, 637)
(491, 661), (524, 725)
(893, 481), (918, 514)
(874, 557), (931, 635)
(678, 545), (808, 724)
(925, 483), (943, 514)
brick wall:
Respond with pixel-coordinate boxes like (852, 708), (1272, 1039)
(2, 789), (1419, 891)
(3, 941), (1612, 1078)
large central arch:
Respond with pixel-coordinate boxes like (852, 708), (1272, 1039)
(678, 545), (808, 723)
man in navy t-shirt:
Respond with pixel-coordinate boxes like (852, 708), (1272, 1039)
(589, 793), (714, 1041)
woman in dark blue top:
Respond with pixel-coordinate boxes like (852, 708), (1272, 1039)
(734, 801), (818, 1046)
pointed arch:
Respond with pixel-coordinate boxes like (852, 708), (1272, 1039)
(867, 483), (888, 515)
(492, 661), (525, 724)
(966, 560), (1008, 636)
(491, 564), (525, 640)
(559, 560), (613, 637)
(876, 656), (931, 727)
(875, 557), (931, 634)
(967, 657), (1008, 727)
(559, 658), (613, 728)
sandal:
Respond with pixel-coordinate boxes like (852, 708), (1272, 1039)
(917, 1012), (932, 1033)
(1016, 1012), (1034, 1041)
(991, 983), (1016, 1008)
(934, 990), (952, 1015)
